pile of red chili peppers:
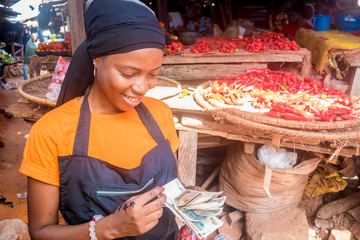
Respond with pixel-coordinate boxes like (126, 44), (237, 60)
(205, 68), (360, 122)
(215, 41), (238, 53)
(164, 32), (301, 55)
(191, 40), (211, 53)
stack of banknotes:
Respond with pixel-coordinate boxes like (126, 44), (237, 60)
(163, 178), (226, 238)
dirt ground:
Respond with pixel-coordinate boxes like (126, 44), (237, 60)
(0, 76), (31, 224)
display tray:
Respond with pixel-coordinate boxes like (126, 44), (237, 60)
(35, 51), (50, 56)
(18, 74), (181, 108)
(50, 51), (69, 56)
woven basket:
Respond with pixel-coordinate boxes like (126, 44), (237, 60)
(18, 74), (55, 107)
(193, 83), (360, 142)
(145, 76), (182, 100)
(194, 82), (360, 130)
(18, 75), (181, 108)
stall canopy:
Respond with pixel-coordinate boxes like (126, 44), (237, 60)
(0, 0), (20, 22)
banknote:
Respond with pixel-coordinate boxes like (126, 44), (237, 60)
(183, 196), (226, 210)
(162, 178), (225, 238)
(175, 189), (223, 208)
(180, 207), (223, 221)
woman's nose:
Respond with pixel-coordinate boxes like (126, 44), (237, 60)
(132, 76), (149, 94)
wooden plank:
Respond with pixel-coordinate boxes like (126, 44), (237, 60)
(5, 102), (52, 123)
(349, 67), (360, 97)
(162, 48), (310, 65)
(67, 0), (86, 54)
(243, 142), (255, 154)
(159, 63), (267, 81)
(175, 123), (357, 157)
(178, 130), (198, 186)
(200, 165), (220, 190)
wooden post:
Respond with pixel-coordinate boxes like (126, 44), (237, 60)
(67, 0), (86, 54)
(178, 130), (198, 187)
(349, 67), (360, 96)
(157, 0), (169, 30)
(217, 0), (228, 29)
(225, 0), (232, 26)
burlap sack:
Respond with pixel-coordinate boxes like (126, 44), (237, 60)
(219, 143), (321, 213)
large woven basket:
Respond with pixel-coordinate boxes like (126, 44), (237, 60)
(194, 82), (360, 130)
(18, 74), (55, 107)
(193, 83), (360, 142)
(18, 75), (182, 108)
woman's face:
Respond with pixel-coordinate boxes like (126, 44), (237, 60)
(92, 48), (163, 114)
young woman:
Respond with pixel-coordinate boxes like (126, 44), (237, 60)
(20, 0), (180, 239)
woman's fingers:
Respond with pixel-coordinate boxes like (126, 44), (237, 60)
(117, 187), (166, 217)
(131, 187), (164, 206)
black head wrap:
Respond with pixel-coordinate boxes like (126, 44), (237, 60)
(56, 0), (165, 107)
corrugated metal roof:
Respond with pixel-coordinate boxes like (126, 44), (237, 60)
(0, 0), (22, 7)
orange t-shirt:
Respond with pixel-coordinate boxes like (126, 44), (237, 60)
(19, 97), (179, 187)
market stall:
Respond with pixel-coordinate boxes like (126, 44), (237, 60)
(6, 67), (360, 186)
(161, 36), (311, 84)
(296, 28), (360, 96)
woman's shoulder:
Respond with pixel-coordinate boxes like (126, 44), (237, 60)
(142, 96), (170, 109)
(33, 98), (80, 133)
(141, 97), (172, 117)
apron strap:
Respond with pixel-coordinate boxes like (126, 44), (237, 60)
(135, 102), (166, 144)
(72, 86), (92, 156)
(73, 89), (165, 155)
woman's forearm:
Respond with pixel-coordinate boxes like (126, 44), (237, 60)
(29, 217), (115, 240)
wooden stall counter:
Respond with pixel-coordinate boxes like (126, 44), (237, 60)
(161, 36), (312, 85)
(7, 93), (360, 186)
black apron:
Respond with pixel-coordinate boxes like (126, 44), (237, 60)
(58, 87), (178, 240)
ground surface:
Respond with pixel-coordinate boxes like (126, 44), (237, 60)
(0, 76), (31, 223)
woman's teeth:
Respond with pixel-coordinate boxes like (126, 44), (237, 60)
(125, 95), (139, 102)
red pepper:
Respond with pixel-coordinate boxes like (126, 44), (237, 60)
(283, 112), (311, 121)
(264, 110), (283, 118)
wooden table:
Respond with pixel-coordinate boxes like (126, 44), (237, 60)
(161, 37), (312, 85)
(7, 94), (359, 187)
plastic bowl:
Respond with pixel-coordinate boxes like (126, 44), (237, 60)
(179, 32), (196, 46)
(335, 13), (360, 32)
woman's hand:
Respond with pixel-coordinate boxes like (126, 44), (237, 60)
(101, 186), (166, 239)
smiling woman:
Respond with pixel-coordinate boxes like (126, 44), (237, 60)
(18, 0), (183, 239)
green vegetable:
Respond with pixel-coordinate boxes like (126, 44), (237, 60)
(278, 82), (288, 92)
(180, 89), (191, 98)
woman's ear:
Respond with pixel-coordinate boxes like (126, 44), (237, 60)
(93, 57), (100, 68)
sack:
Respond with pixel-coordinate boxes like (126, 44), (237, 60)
(219, 143), (321, 213)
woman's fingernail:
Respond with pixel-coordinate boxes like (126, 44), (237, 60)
(161, 187), (165, 191)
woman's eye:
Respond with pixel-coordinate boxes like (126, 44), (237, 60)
(120, 71), (135, 78)
(148, 74), (158, 78)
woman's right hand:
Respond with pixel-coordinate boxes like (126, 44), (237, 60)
(100, 186), (167, 239)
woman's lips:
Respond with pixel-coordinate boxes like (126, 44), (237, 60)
(122, 94), (141, 106)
